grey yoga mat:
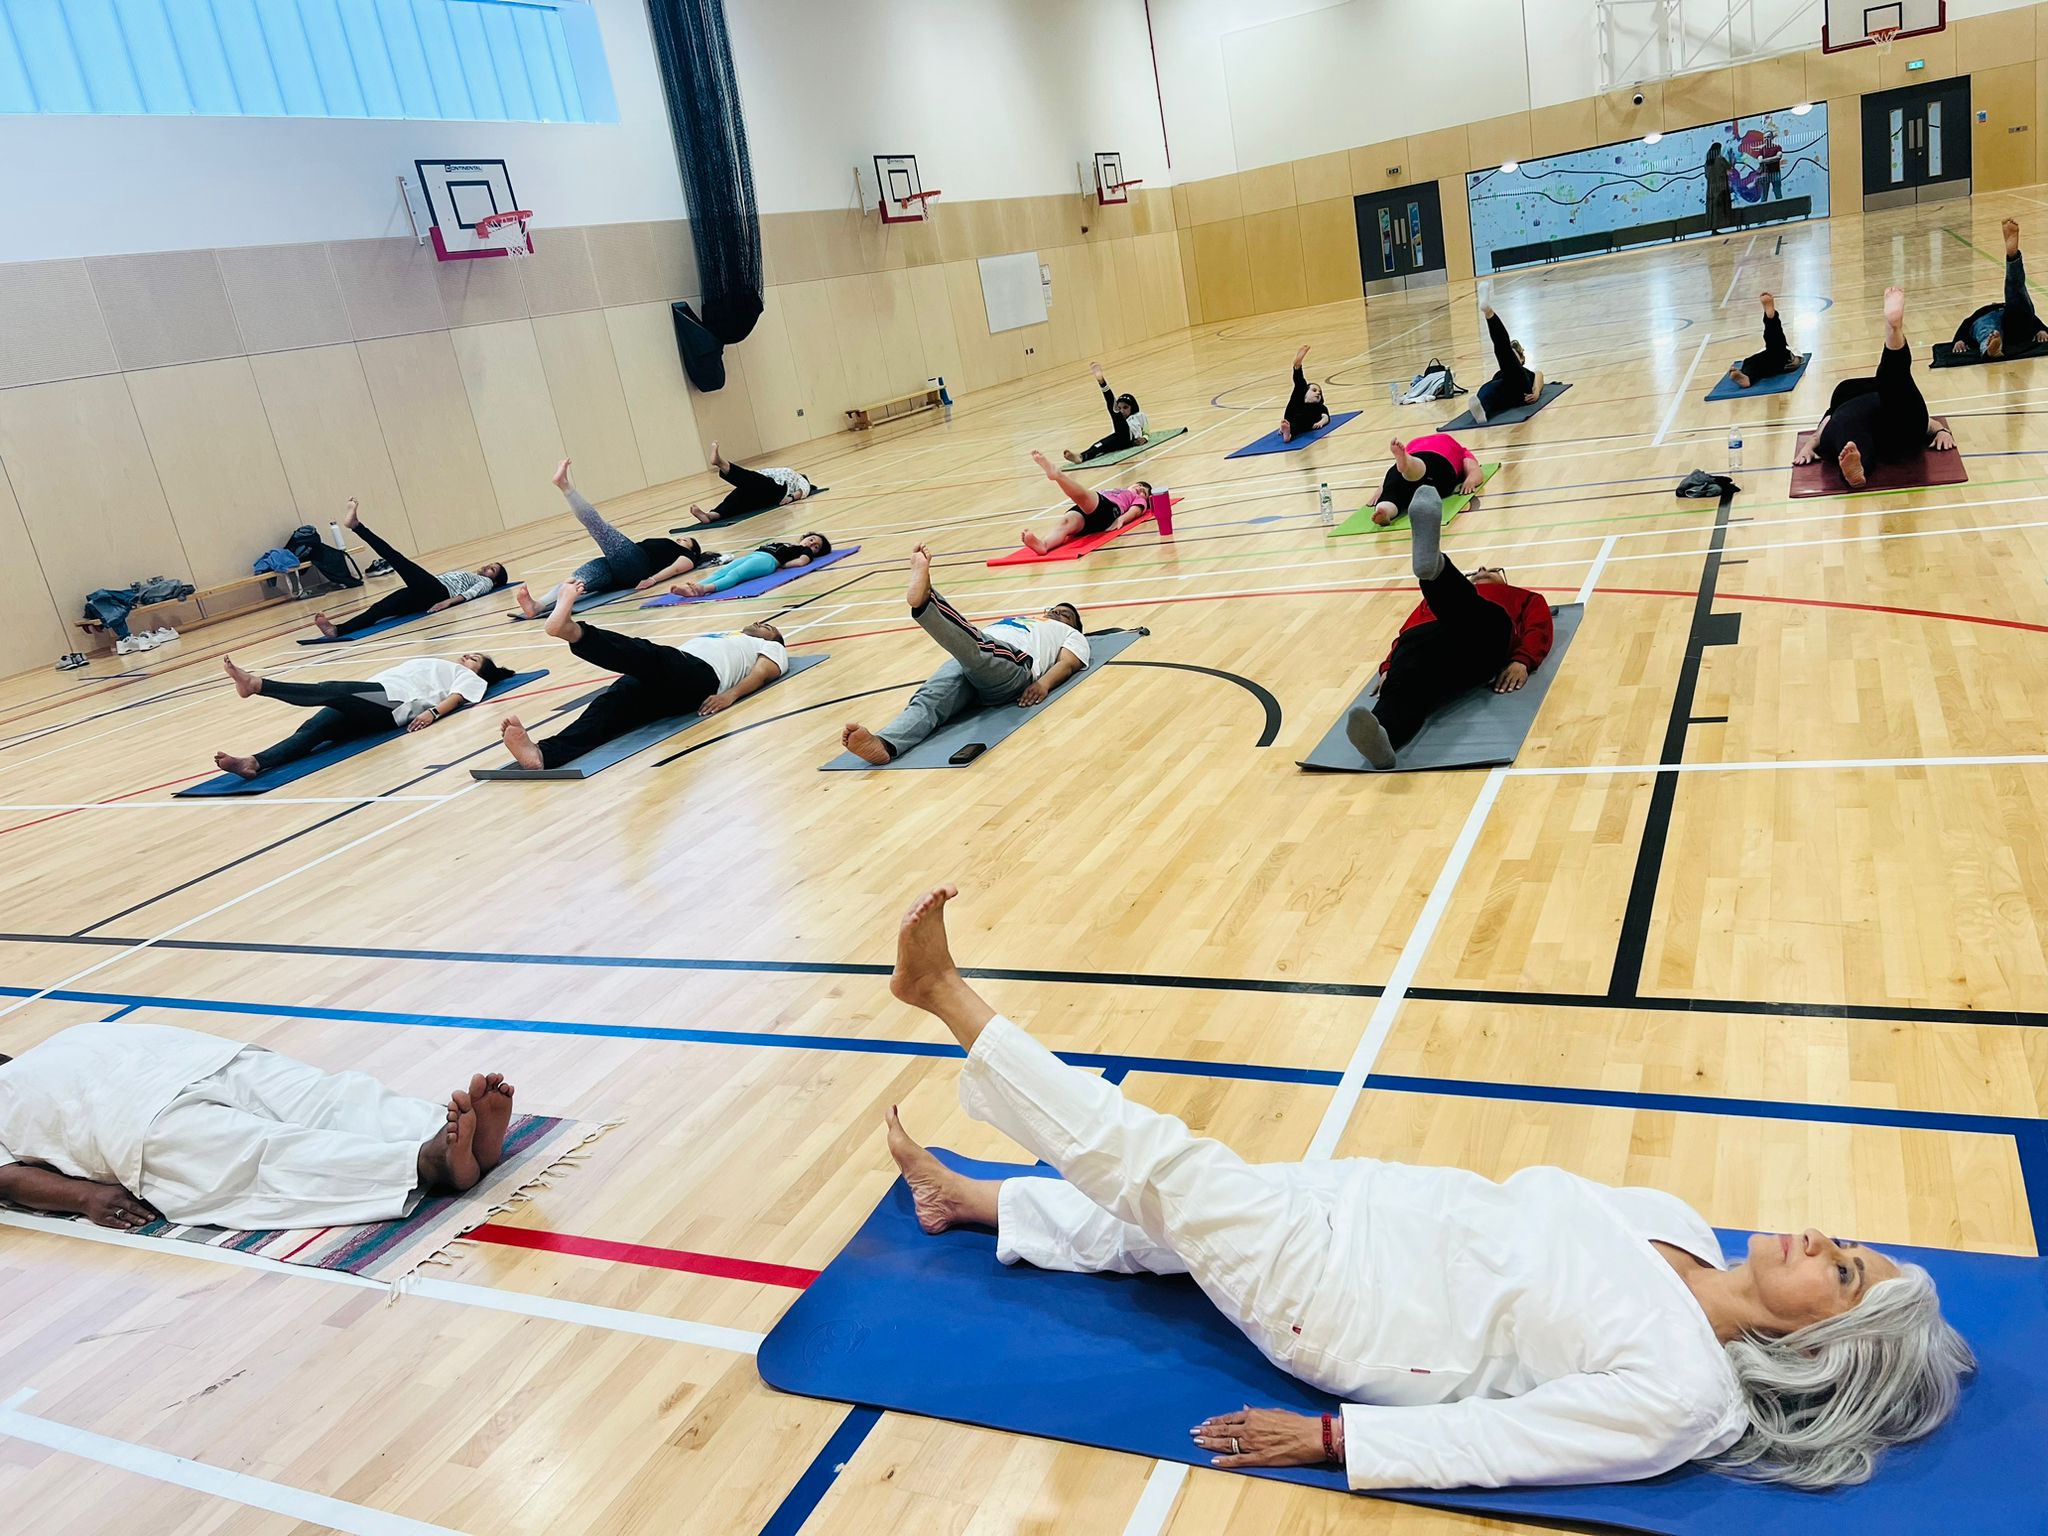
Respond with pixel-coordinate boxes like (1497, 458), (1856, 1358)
(471, 652), (829, 780)
(1440, 379), (1571, 431)
(1297, 603), (1583, 773)
(821, 628), (1146, 770)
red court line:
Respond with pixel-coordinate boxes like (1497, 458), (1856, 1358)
(0, 770), (213, 840)
(469, 1222), (819, 1289)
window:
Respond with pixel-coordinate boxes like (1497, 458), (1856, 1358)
(0, 0), (618, 123)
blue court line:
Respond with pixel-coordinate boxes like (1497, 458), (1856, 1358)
(757, 1407), (881, 1536)
(98, 1003), (139, 1022)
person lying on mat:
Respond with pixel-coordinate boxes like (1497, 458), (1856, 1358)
(839, 546), (1087, 764)
(686, 442), (823, 525)
(1726, 291), (1799, 390)
(880, 883), (1973, 1493)
(1278, 344), (1331, 442)
(500, 580), (786, 769)
(1468, 295), (1545, 424)
(1369, 432), (1485, 527)
(1345, 487), (1550, 770)
(513, 459), (712, 618)
(211, 650), (513, 780)
(1948, 218), (2047, 360)
(0, 1020), (519, 1231)
(1065, 362), (1149, 463)
(1022, 450), (1154, 554)
(668, 533), (831, 599)
(1792, 286), (1953, 487)
(310, 499), (507, 639)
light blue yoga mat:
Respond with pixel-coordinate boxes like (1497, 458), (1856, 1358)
(1704, 354), (1810, 400)
(640, 546), (858, 607)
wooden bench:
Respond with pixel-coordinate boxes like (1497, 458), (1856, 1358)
(76, 564), (313, 649)
(846, 385), (944, 432)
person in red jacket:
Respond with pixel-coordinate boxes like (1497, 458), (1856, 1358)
(1346, 485), (1553, 768)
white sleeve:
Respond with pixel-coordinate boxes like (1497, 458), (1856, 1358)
(0, 1140), (16, 1170)
(452, 668), (489, 704)
(1340, 1372), (1718, 1490)
(1059, 630), (1091, 667)
(754, 642), (788, 677)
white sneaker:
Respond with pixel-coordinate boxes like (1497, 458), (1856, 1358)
(132, 633), (161, 651)
(115, 637), (138, 655)
(149, 627), (178, 642)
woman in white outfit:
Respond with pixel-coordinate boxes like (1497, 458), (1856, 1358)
(881, 885), (1973, 1493)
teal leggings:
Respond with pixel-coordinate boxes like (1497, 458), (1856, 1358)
(697, 550), (780, 592)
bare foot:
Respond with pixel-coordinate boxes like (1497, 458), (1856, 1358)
(1728, 368), (1750, 389)
(469, 1073), (515, 1172)
(890, 885), (962, 1010)
(214, 751), (261, 780)
(842, 722), (892, 765)
(671, 581), (710, 599)
(502, 716), (542, 770)
(551, 459), (572, 491)
(341, 497), (361, 532)
(1837, 441), (1867, 487)
(514, 584), (540, 619)
(1760, 291), (1776, 317)
(312, 613), (338, 639)
(444, 1091), (481, 1189)
(1987, 332), (2005, 359)
(2004, 217), (2020, 258)
(708, 441), (726, 474)
(1371, 505), (1396, 527)
(1030, 449), (1056, 479)
(688, 504), (715, 524)
(1883, 285), (1906, 331)
(222, 655), (260, 697)
(543, 580), (584, 641)
(1021, 529), (1048, 554)
(1063, 449), (1080, 464)
(886, 1107), (997, 1233)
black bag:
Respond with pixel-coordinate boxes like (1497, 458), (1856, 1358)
(286, 525), (363, 590)
(671, 301), (727, 392)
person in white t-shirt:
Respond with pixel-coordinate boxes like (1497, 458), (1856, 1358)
(211, 650), (513, 780)
(876, 884), (1974, 1495)
(0, 1022), (516, 1231)
(501, 578), (788, 769)
(685, 441), (823, 526)
(840, 545), (1090, 764)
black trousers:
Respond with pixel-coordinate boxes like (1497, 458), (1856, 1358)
(254, 678), (396, 769)
(336, 524), (446, 635)
(1376, 451), (1458, 514)
(1374, 559), (1513, 748)
(1821, 341), (1928, 464)
(538, 623), (719, 768)
(1083, 383), (1134, 459)
(709, 463), (786, 520)
(1475, 311), (1535, 418)
(1740, 311), (1796, 379)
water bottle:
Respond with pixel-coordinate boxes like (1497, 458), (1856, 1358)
(1318, 481), (1334, 527)
(1727, 433), (1743, 473)
(327, 520), (345, 548)
(1388, 378), (1403, 406)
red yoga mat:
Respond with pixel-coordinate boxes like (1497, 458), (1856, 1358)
(988, 493), (1179, 567)
(1790, 418), (1966, 497)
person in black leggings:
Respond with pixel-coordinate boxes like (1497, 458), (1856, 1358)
(1279, 344), (1332, 441)
(499, 580), (788, 769)
(310, 501), (506, 639)
(1948, 218), (2048, 360)
(212, 651), (512, 779)
(1470, 303), (1544, 423)
(1726, 292), (1800, 389)
(685, 441), (823, 525)
(1064, 362), (1148, 462)
(1794, 286), (1953, 487)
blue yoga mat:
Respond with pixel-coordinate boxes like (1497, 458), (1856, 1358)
(298, 582), (517, 645)
(640, 545), (858, 607)
(1225, 412), (1361, 458)
(470, 652), (828, 779)
(1441, 380), (1570, 431)
(175, 670), (549, 796)
(506, 582), (647, 622)
(760, 1151), (2047, 1533)
(1704, 354), (1811, 400)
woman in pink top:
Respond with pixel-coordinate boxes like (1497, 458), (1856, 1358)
(1022, 450), (1155, 554)
(1370, 432), (1485, 525)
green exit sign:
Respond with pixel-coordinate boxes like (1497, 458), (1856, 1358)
(1907, 58), (1925, 70)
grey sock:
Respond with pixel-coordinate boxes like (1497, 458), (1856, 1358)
(1408, 486), (1445, 580)
(1345, 705), (1397, 769)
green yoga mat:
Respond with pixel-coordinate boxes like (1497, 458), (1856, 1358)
(1067, 427), (1187, 468)
(1329, 462), (1500, 538)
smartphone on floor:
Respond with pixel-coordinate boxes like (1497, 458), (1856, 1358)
(948, 743), (987, 765)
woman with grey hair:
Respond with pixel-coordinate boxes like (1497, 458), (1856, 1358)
(880, 883), (1976, 1493)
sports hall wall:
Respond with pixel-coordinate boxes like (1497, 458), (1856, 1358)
(0, 0), (1180, 679)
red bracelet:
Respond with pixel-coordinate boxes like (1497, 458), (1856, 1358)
(1322, 1412), (1339, 1462)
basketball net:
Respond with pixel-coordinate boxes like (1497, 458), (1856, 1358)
(1872, 26), (1899, 54)
(476, 210), (533, 258)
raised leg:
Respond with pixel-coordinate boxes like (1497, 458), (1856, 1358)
(1023, 511), (1086, 554)
(1032, 449), (1101, 516)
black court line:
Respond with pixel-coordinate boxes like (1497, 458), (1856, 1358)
(1608, 486), (1741, 1000)
(766, 566), (874, 624)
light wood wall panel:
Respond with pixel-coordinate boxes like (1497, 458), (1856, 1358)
(1806, 41), (1881, 99)
(247, 344), (413, 545)
(1733, 54), (1808, 116)
(450, 321), (569, 527)
(1111, 241), (1147, 348)
(356, 330), (503, 549)
(126, 358), (298, 587)
(601, 302), (709, 488)
(1972, 61), (2038, 191)
(1596, 82), (1666, 142)
(906, 265), (965, 397)
(1958, 4), (2033, 69)
(1828, 94), (1865, 218)
(1664, 67), (1734, 128)
(0, 465), (71, 677)
(532, 310), (647, 501)
(734, 291), (808, 449)
(1437, 175), (1475, 284)
(1244, 209), (1308, 313)
(1877, 25), (1957, 89)
(1184, 175), (1245, 226)
(870, 270), (929, 398)
(1292, 150), (1351, 204)
(822, 276), (890, 407)
(782, 282), (857, 428)
(1299, 197), (1363, 305)
(1407, 125), (1471, 181)
(1238, 163), (1297, 216)
(1192, 220), (1255, 321)
(1350, 139), (1411, 192)
(685, 356), (764, 464)
(1175, 226), (1203, 326)
(0, 375), (187, 607)
(2038, 56), (2048, 185)
(1529, 99), (1598, 158)
(1092, 242), (1133, 352)
(1467, 113), (1534, 172)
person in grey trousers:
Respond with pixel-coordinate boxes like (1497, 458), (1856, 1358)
(838, 545), (1090, 764)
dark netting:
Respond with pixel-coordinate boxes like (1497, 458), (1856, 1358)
(645, 0), (763, 351)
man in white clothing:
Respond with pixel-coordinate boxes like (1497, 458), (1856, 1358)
(0, 1022), (515, 1231)
(840, 545), (1090, 764)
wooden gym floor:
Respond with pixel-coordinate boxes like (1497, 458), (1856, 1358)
(1, 192), (2045, 1535)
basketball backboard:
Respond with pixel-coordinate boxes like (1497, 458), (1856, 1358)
(1094, 151), (1140, 206)
(413, 159), (530, 260)
(1821, 0), (1944, 52)
(874, 154), (938, 223)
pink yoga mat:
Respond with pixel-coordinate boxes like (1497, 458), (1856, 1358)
(988, 493), (1179, 567)
(1790, 418), (1966, 497)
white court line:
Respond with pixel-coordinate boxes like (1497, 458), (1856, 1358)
(0, 1210), (765, 1353)
(0, 784), (482, 1025)
(1305, 766), (1509, 1162)
(1652, 330), (1714, 447)
(0, 1388), (464, 1536)
(1719, 232), (1762, 309)
(1576, 534), (1618, 605)
(0, 795), (457, 811)
(1507, 750), (2048, 778)
(1119, 1461), (1190, 1536)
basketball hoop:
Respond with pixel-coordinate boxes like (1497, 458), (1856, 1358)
(475, 209), (533, 258)
(1872, 25), (1899, 51)
(891, 189), (942, 218)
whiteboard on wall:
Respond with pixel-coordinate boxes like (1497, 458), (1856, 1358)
(979, 251), (1048, 333)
